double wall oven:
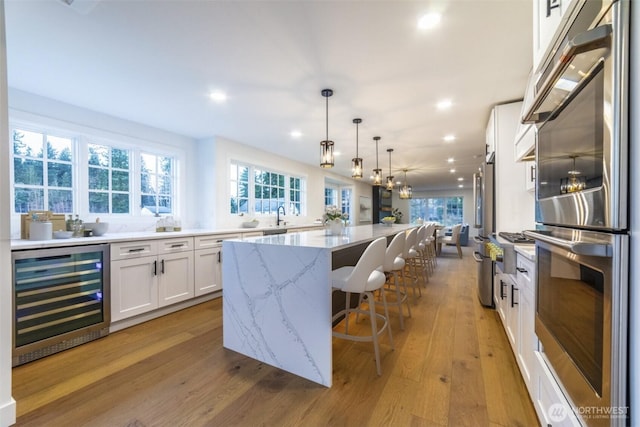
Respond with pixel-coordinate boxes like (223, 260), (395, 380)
(523, 0), (629, 425)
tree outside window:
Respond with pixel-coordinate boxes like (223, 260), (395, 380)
(12, 129), (73, 213)
(88, 143), (131, 214)
(410, 196), (463, 226)
(140, 152), (174, 215)
(230, 162), (305, 216)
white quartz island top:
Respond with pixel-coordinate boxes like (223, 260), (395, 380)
(237, 223), (414, 250)
(222, 223), (415, 387)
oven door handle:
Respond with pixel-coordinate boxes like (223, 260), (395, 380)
(522, 24), (612, 124)
(524, 231), (612, 257)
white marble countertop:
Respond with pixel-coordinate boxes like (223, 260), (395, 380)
(236, 223), (414, 252)
(514, 244), (536, 261)
(10, 223), (324, 251)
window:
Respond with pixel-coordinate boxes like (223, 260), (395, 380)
(411, 196), (463, 226)
(324, 183), (352, 224)
(140, 152), (175, 215)
(88, 143), (131, 214)
(230, 163), (249, 215)
(12, 129), (74, 213)
(255, 169), (285, 214)
(230, 162), (305, 216)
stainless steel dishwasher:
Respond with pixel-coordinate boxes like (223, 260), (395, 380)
(12, 244), (110, 366)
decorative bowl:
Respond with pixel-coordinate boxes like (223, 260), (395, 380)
(84, 222), (109, 236)
(381, 217), (396, 225)
(242, 221), (259, 228)
(53, 230), (74, 239)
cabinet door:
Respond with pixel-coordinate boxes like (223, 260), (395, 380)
(158, 251), (194, 306)
(494, 271), (508, 325)
(525, 161), (536, 192)
(505, 275), (520, 351)
(111, 256), (158, 321)
(518, 283), (536, 390)
(194, 247), (221, 296)
(533, 0), (569, 71)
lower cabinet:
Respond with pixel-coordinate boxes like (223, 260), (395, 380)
(111, 237), (194, 322)
(193, 233), (241, 296)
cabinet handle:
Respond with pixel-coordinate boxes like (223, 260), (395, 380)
(216, 239), (224, 243)
(153, 260), (157, 276)
(161, 259), (165, 274)
(516, 267), (528, 274)
(171, 243), (184, 248)
(500, 280), (506, 300)
(511, 285), (519, 308)
(217, 251), (221, 263)
(128, 248), (145, 253)
(530, 165), (535, 182)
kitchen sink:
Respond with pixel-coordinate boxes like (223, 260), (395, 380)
(263, 228), (287, 236)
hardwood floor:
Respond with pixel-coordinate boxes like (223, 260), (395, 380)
(12, 245), (539, 427)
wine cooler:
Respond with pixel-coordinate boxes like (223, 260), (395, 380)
(12, 244), (110, 366)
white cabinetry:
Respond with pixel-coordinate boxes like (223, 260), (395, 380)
(491, 102), (536, 232)
(533, 0), (575, 72)
(111, 237), (194, 322)
(194, 233), (241, 296)
(157, 237), (194, 306)
(515, 253), (537, 392)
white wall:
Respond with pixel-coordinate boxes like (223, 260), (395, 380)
(0, 1), (17, 424)
(7, 89), (199, 237)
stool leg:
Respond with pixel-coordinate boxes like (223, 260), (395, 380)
(366, 291), (382, 376)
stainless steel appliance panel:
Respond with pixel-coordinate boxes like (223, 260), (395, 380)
(526, 227), (628, 426)
(530, 0), (628, 232)
(473, 162), (495, 307)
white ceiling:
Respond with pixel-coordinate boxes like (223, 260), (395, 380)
(4, 0), (533, 191)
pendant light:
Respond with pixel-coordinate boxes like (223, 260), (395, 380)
(386, 148), (395, 191)
(351, 118), (363, 179)
(372, 136), (382, 186)
(399, 169), (413, 199)
(320, 89), (334, 168)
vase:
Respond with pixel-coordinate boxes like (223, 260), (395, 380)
(326, 219), (343, 236)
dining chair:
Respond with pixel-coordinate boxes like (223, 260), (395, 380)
(437, 223), (463, 258)
(382, 231), (411, 330)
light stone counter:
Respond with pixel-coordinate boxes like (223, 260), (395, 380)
(9, 223), (324, 251)
(222, 223), (414, 387)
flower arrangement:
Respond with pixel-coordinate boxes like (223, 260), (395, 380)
(324, 205), (348, 223)
(392, 208), (403, 223)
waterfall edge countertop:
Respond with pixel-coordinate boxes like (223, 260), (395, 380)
(221, 223), (415, 387)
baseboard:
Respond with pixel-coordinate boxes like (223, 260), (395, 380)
(0, 397), (16, 427)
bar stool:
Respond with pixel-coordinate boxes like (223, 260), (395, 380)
(331, 237), (394, 376)
(382, 231), (411, 330)
(403, 228), (423, 302)
(415, 225), (430, 285)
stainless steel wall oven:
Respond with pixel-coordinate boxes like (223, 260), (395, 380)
(523, 0), (629, 425)
(12, 244), (110, 366)
(524, 0), (628, 232)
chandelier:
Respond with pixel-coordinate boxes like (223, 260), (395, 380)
(351, 118), (363, 178)
(386, 148), (394, 191)
(320, 89), (334, 168)
(372, 136), (382, 186)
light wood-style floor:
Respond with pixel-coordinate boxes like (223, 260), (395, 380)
(12, 245), (539, 427)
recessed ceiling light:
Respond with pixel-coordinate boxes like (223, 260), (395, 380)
(437, 99), (452, 110)
(334, 151), (341, 156)
(458, 177), (464, 181)
(450, 168), (456, 173)
(458, 184), (464, 188)
(447, 157), (454, 163)
(444, 134), (456, 142)
(209, 90), (227, 103)
(418, 13), (441, 30)
(290, 130), (302, 138)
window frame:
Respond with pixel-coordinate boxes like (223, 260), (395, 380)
(230, 161), (306, 217)
(9, 115), (183, 219)
(410, 196), (464, 226)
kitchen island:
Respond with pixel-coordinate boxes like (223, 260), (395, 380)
(222, 223), (413, 387)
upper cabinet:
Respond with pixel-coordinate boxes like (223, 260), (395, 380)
(532, 0), (576, 72)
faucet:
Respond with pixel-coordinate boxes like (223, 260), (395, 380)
(276, 206), (286, 227)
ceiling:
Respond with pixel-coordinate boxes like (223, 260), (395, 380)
(4, 0), (533, 191)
